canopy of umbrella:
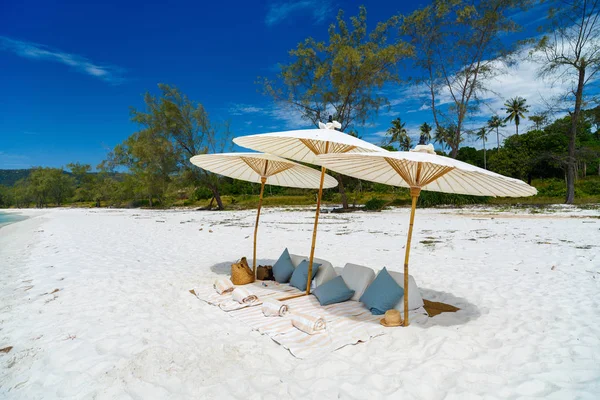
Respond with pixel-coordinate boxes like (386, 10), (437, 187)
(233, 123), (388, 294)
(190, 152), (337, 277)
(317, 144), (538, 326)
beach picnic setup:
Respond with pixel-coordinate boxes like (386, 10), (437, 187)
(190, 121), (538, 358)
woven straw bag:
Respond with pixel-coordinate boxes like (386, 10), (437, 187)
(231, 257), (255, 285)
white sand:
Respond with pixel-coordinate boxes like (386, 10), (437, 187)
(1, 206), (599, 399)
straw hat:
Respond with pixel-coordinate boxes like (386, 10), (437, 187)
(380, 309), (403, 327)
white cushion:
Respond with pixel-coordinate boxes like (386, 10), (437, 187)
(289, 254), (336, 288)
(334, 266), (344, 276)
(386, 271), (424, 311)
(341, 263), (376, 301)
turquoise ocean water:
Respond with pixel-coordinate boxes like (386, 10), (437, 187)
(0, 211), (27, 228)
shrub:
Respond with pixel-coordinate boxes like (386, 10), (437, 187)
(417, 191), (489, 207)
(364, 197), (387, 211)
(194, 186), (213, 200)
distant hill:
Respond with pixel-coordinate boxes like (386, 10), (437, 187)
(0, 169), (31, 186)
(0, 169), (127, 187)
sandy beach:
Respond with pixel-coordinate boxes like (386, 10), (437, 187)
(1, 206), (599, 399)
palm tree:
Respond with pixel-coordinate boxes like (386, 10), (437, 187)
(386, 118), (410, 150)
(433, 125), (449, 151)
(503, 97), (529, 136)
(400, 135), (413, 151)
(475, 127), (489, 169)
(419, 122), (433, 144)
(487, 115), (506, 152)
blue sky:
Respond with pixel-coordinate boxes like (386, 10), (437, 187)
(0, 0), (567, 169)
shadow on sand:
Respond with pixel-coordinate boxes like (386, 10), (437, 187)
(208, 262), (480, 328)
(416, 287), (481, 328)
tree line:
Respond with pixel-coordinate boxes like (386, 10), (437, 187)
(1, 0), (598, 208)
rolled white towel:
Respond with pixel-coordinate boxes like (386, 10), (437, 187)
(214, 278), (234, 295)
(262, 298), (289, 317)
(232, 287), (258, 304)
(291, 312), (326, 335)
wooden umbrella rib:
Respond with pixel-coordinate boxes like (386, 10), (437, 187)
(385, 157), (416, 187)
(464, 171), (497, 196)
(481, 173), (524, 197)
(286, 142), (312, 161)
(240, 157), (265, 176)
(420, 165), (455, 187)
(267, 161), (294, 177)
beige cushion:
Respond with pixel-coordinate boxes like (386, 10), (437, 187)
(386, 271), (424, 311)
(341, 263), (376, 301)
(289, 254), (336, 288)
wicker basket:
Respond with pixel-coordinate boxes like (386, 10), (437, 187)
(257, 265), (274, 281)
(231, 257), (255, 285)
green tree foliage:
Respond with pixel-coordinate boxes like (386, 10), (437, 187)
(106, 84), (231, 209)
(67, 162), (95, 202)
(106, 128), (178, 207)
(488, 113), (600, 183)
(456, 146), (484, 168)
(533, 0), (600, 204)
(403, 0), (529, 158)
(131, 84), (231, 209)
(503, 96), (529, 135)
(528, 113), (549, 131)
(9, 167), (76, 207)
(261, 6), (411, 208)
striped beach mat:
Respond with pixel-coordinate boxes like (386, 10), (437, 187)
(193, 281), (301, 311)
(229, 295), (389, 359)
(194, 282), (428, 358)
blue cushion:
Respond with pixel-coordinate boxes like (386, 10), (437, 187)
(313, 276), (355, 306)
(289, 259), (321, 291)
(272, 248), (295, 283)
(359, 267), (404, 315)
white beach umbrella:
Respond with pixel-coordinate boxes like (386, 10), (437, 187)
(318, 144), (537, 325)
(190, 152), (337, 276)
(234, 122), (387, 294)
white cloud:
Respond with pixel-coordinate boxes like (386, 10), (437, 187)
(265, 0), (333, 26)
(229, 102), (312, 130)
(0, 36), (126, 84)
(229, 104), (264, 115)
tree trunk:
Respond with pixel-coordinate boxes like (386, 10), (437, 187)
(210, 186), (225, 210)
(566, 65), (585, 204)
(336, 173), (349, 209)
(207, 197), (215, 209)
(450, 126), (460, 158)
(496, 128), (500, 152)
(516, 123), (519, 136)
(483, 139), (487, 170)
(149, 196), (153, 207)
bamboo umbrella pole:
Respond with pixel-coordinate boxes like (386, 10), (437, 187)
(305, 141), (330, 295)
(252, 161), (269, 278)
(306, 164), (327, 294)
(403, 186), (421, 326)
